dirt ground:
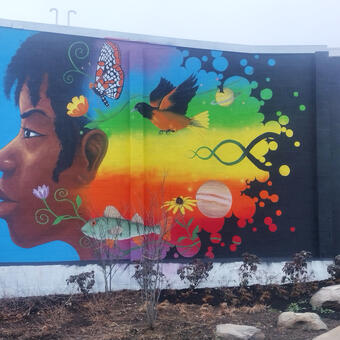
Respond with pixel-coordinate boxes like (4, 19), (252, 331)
(0, 282), (339, 340)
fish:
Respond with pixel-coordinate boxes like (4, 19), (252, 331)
(81, 205), (170, 247)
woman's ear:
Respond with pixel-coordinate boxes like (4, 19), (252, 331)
(59, 129), (108, 186)
(83, 129), (108, 172)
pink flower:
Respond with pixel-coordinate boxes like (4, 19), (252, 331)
(33, 185), (49, 200)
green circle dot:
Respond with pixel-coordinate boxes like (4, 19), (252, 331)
(293, 91), (299, 97)
(260, 88), (273, 100)
(251, 81), (258, 89)
(299, 104), (306, 111)
(278, 115), (289, 125)
(276, 111), (282, 116)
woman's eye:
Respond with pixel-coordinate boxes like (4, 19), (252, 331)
(23, 128), (43, 138)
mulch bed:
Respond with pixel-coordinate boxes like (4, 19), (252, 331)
(0, 279), (339, 339)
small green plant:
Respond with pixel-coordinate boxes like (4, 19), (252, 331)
(286, 300), (307, 313)
(177, 259), (213, 289)
(312, 305), (335, 315)
(66, 271), (95, 295)
(239, 253), (260, 287)
(282, 250), (312, 284)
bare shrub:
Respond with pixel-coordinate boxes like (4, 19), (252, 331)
(282, 250), (312, 284)
(239, 253), (260, 287)
(177, 259), (213, 289)
(66, 271), (95, 295)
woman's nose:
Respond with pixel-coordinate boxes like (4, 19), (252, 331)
(0, 144), (16, 173)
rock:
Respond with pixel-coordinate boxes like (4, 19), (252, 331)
(335, 255), (340, 266)
(312, 326), (340, 340)
(277, 312), (328, 331)
(215, 323), (265, 340)
(310, 285), (340, 310)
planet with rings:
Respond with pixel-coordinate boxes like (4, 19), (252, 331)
(211, 88), (234, 107)
(196, 180), (232, 218)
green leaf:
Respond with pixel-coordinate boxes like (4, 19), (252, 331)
(175, 219), (186, 228)
(191, 225), (199, 239)
(187, 217), (194, 227)
(177, 236), (188, 242)
(52, 215), (66, 225)
(76, 195), (82, 209)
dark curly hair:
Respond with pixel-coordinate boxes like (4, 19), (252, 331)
(4, 32), (93, 182)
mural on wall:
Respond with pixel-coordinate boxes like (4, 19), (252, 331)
(0, 27), (316, 262)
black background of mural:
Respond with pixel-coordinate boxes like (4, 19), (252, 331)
(178, 47), (318, 258)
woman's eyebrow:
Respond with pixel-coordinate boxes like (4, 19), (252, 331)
(20, 109), (47, 119)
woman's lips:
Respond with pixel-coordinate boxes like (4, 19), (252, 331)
(0, 189), (17, 217)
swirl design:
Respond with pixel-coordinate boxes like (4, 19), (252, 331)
(35, 208), (50, 225)
(63, 41), (90, 84)
(190, 132), (280, 171)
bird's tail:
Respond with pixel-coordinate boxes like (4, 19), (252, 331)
(189, 111), (209, 129)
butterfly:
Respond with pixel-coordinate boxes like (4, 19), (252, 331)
(89, 41), (124, 107)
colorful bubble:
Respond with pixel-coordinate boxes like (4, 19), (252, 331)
(269, 141), (278, 151)
(252, 227), (257, 232)
(254, 55), (259, 59)
(220, 242), (225, 247)
(232, 235), (242, 245)
(286, 129), (293, 137)
(185, 57), (201, 72)
(269, 224), (277, 232)
(182, 50), (189, 57)
(293, 91), (299, 97)
(299, 104), (306, 111)
(290, 226), (296, 232)
(229, 244), (237, 252)
(276, 210), (282, 216)
(240, 58), (248, 66)
(268, 58), (276, 66)
(211, 50), (223, 58)
(265, 161), (272, 166)
(281, 127), (287, 132)
(278, 115), (289, 125)
(248, 218), (254, 224)
(213, 56), (229, 72)
(264, 217), (272, 225)
(259, 202), (265, 207)
(276, 111), (282, 116)
(237, 219), (247, 228)
(260, 88), (273, 100)
(294, 141), (301, 147)
(266, 77), (271, 82)
(259, 190), (269, 199)
(202, 55), (208, 62)
(251, 81), (258, 88)
(244, 66), (254, 75)
(210, 233), (222, 244)
(270, 194), (279, 203)
(267, 181), (272, 186)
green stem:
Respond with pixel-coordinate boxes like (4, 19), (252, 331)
(42, 199), (57, 218)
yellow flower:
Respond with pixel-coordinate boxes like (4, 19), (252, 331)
(66, 95), (89, 117)
(162, 196), (197, 215)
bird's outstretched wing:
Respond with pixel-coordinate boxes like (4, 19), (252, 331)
(150, 78), (175, 107)
(159, 75), (198, 115)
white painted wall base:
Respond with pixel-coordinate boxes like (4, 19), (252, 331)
(0, 260), (333, 298)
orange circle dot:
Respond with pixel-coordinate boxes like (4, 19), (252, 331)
(259, 202), (265, 207)
(270, 194), (279, 203)
(276, 210), (282, 216)
(269, 224), (277, 232)
(267, 181), (272, 186)
(253, 197), (259, 203)
(290, 226), (296, 232)
(252, 227), (257, 232)
(259, 190), (269, 199)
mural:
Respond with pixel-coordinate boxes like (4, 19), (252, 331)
(0, 27), (317, 262)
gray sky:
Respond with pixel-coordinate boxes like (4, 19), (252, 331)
(1, 0), (340, 47)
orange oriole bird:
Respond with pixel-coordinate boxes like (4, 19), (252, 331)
(134, 75), (209, 133)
